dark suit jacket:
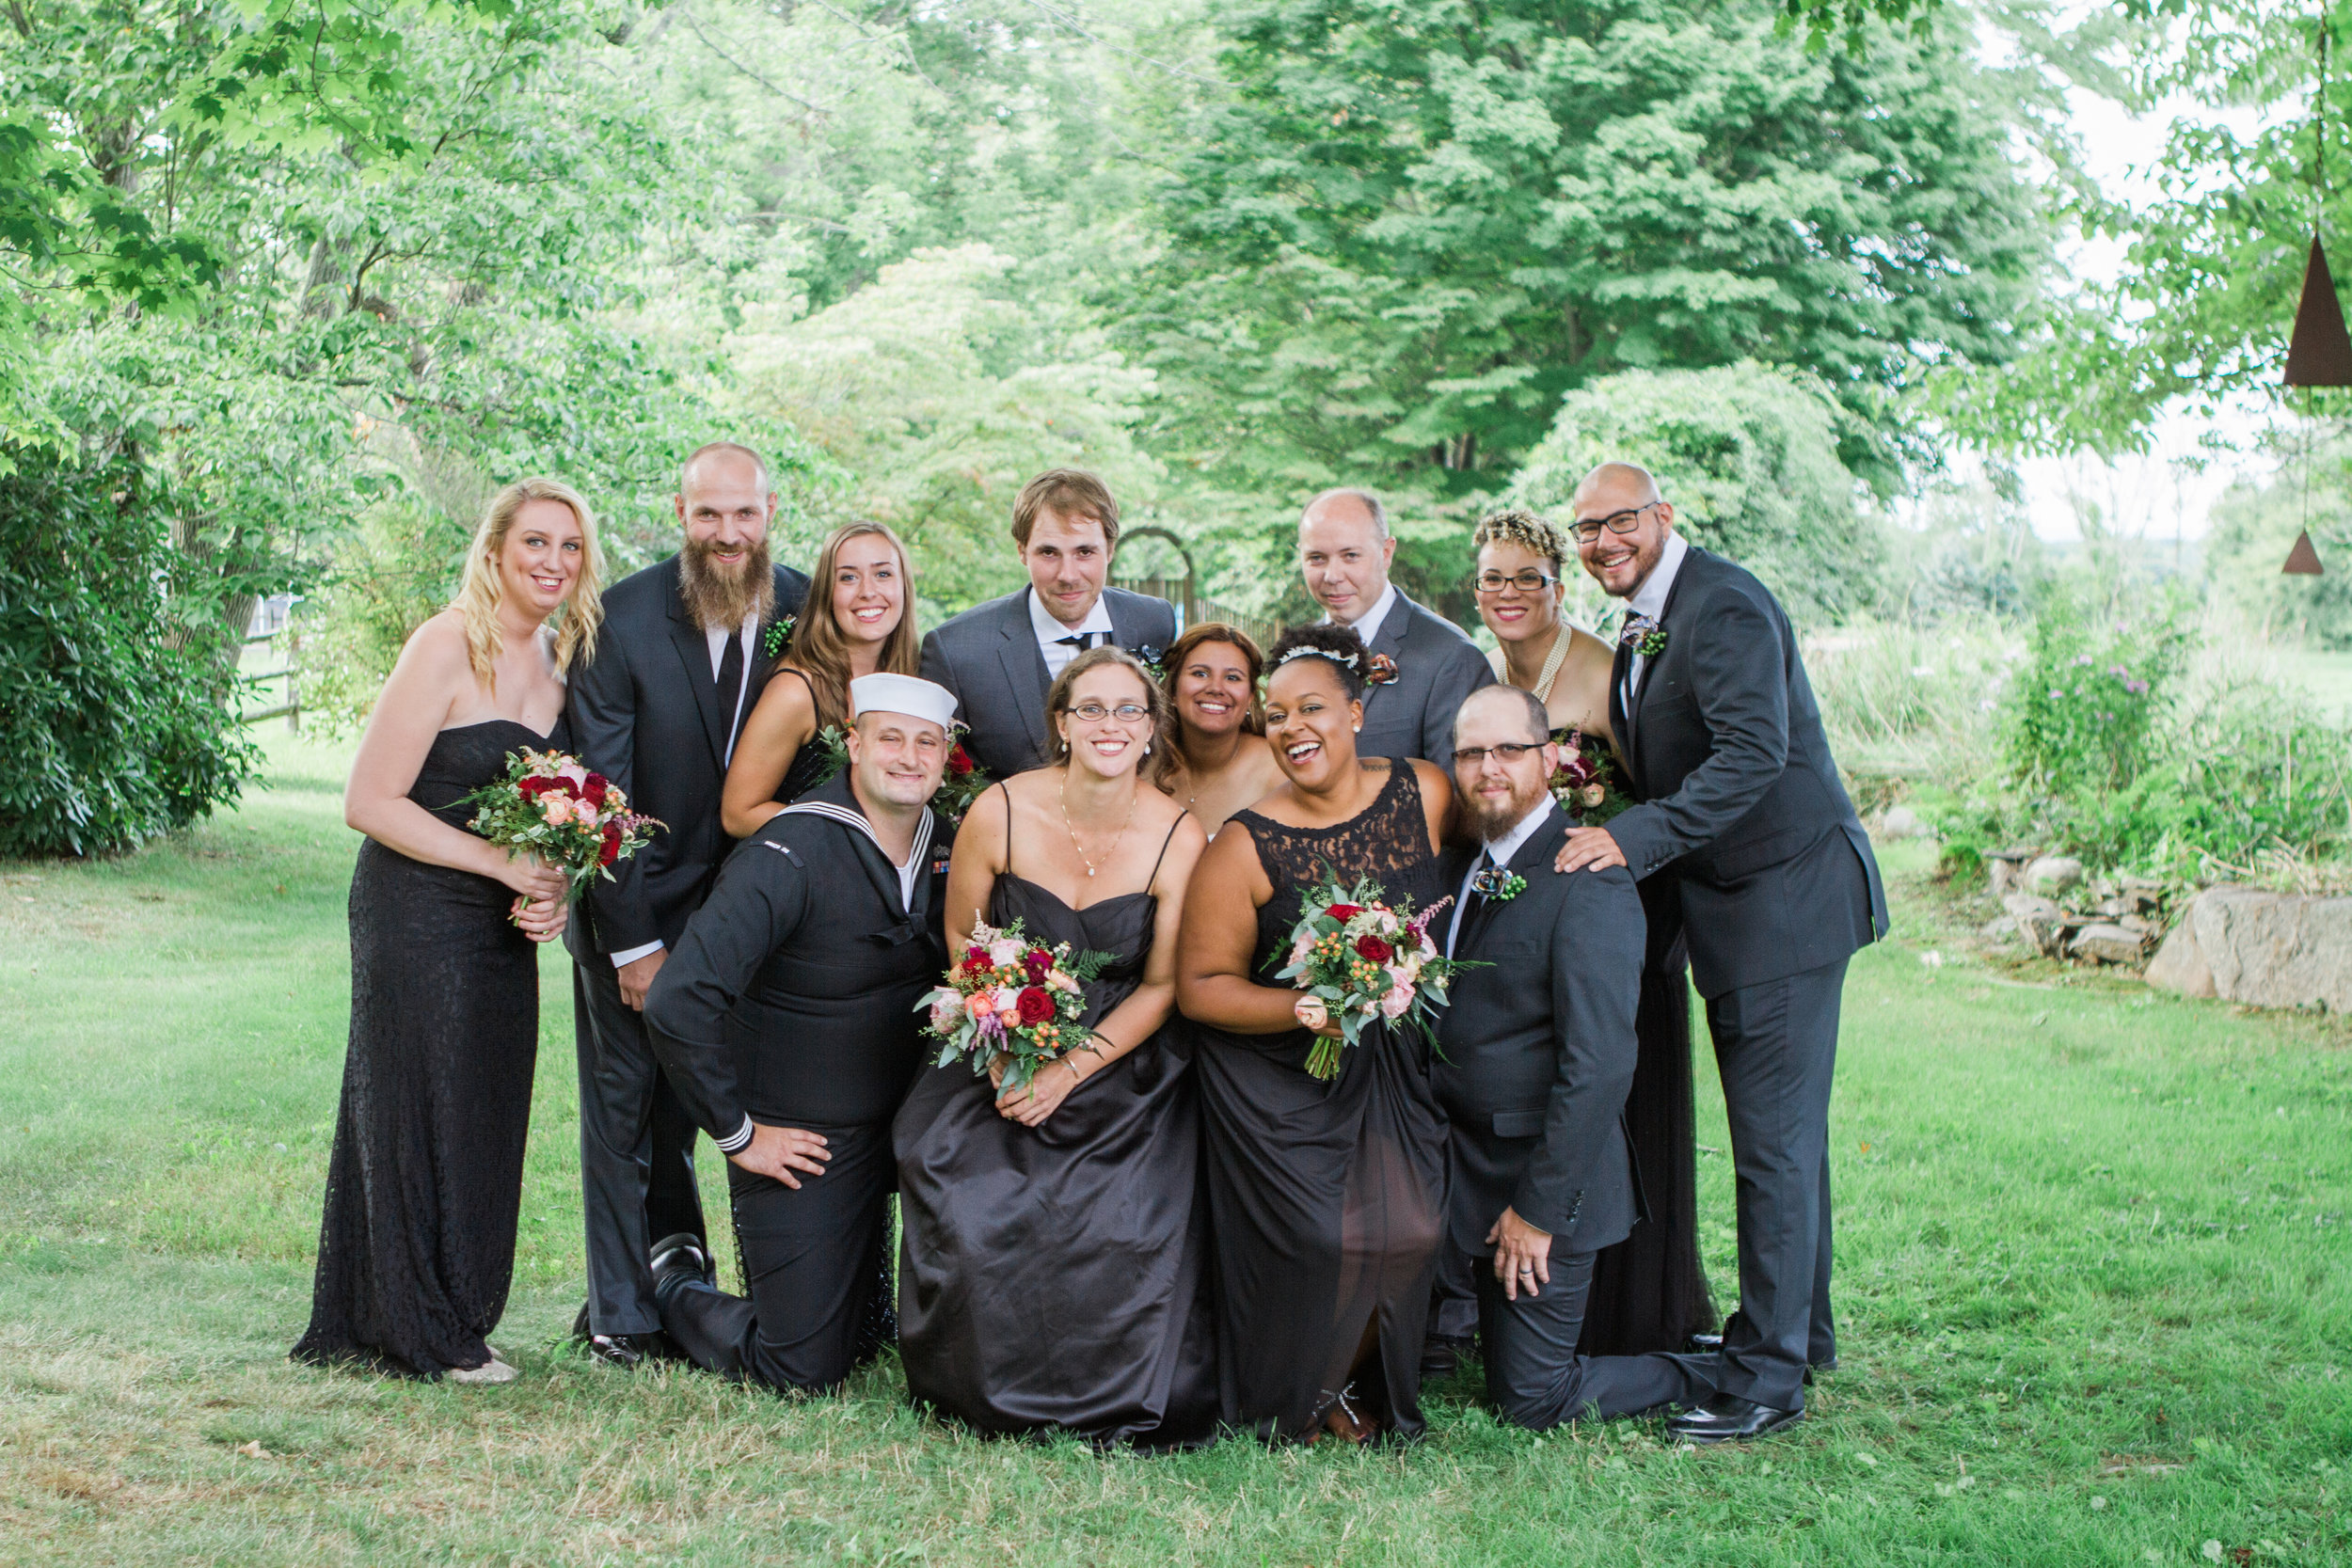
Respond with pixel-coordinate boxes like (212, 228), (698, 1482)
(564, 554), (810, 959)
(644, 770), (951, 1135)
(917, 585), (1177, 781)
(1604, 546), (1888, 999)
(1354, 590), (1496, 766)
(1433, 805), (1646, 1256)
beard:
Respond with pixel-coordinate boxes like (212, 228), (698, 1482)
(678, 533), (774, 630)
(1464, 778), (1549, 840)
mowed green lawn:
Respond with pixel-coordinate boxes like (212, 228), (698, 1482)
(1, 735), (2347, 1566)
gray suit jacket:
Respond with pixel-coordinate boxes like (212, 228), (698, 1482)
(918, 585), (1178, 780)
(1353, 590), (1495, 766)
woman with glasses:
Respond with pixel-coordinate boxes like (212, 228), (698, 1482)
(1467, 507), (1719, 1362)
(894, 646), (1216, 1449)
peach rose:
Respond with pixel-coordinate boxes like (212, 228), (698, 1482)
(541, 793), (575, 826)
(1294, 995), (1328, 1031)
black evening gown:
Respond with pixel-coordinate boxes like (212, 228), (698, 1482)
(293, 718), (563, 1378)
(1193, 761), (1449, 1443)
(1572, 746), (1719, 1355)
(895, 825), (1216, 1449)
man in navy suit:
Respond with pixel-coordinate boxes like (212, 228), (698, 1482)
(918, 469), (1177, 781)
(1556, 462), (1887, 1442)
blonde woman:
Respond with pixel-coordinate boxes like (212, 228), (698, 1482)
(723, 520), (920, 834)
(294, 477), (603, 1385)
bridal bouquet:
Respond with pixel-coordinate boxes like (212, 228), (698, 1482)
(1270, 873), (1466, 1080)
(917, 916), (1113, 1092)
(1550, 730), (1630, 826)
(459, 749), (663, 902)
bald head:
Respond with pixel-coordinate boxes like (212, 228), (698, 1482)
(1571, 462), (1661, 515)
(1454, 683), (1552, 750)
(1298, 486), (1397, 626)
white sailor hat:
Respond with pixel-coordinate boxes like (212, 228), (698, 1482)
(849, 673), (959, 731)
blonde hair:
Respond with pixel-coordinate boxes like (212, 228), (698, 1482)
(453, 476), (605, 689)
(787, 520), (921, 730)
(1472, 508), (1568, 578)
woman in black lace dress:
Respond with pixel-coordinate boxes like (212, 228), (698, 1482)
(294, 478), (604, 1382)
(723, 521), (921, 836)
(896, 649), (1214, 1447)
(1177, 624), (1455, 1445)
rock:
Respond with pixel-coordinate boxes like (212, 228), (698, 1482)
(1979, 916), (2020, 945)
(2071, 924), (2150, 967)
(2002, 892), (2071, 958)
(1987, 860), (2018, 895)
(2026, 855), (2086, 895)
(2186, 888), (2352, 1012)
(2086, 895), (2135, 919)
(2119, 912), (2154, 935)
(1878, 805), (1922, 840)
(2145, 915), (2216, 999)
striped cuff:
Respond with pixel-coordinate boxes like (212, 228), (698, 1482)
(716, 1115), (755, 1157)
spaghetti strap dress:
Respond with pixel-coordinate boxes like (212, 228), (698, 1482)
(1191, 760), (1449, 1442)
(894, 806), (1216, 1449)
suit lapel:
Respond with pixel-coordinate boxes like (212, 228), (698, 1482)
(1359, 591), (1413, 721)
(1624, 548), (1701, 789)
(745, 567), (789, 700)
(1464, 810), (1565, 955)
(664, 562), (729, 772)
(993, 593), (1053, 759)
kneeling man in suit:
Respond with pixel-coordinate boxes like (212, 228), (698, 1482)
(643, 673), (957, 1393)
(1436, 685), (1715, 1428)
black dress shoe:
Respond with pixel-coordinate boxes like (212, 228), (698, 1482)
(1666, 1394), (1804, 1444)
(582, 1332), (672, 1370)
(1419, 1334), (1471, 1380)
(649, 1231), (714, 1290)
(571, 1300), (592, 1342)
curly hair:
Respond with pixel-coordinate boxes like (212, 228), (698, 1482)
(1046, 645), (1176, 790)
(1263, 621), (1368, 702)
(1471, 507), (1567, 578)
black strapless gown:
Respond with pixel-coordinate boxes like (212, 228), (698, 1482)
(293, 718), (564, 1378)
(894, 870), (1216, 1449)
(1193, 762), (1449, 1443)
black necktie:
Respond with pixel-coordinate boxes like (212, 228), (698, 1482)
(1056, 630), (1105, 651)
(715, 629), (745, 759)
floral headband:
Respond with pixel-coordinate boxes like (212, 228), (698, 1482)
(1273, 645), (1361, 673)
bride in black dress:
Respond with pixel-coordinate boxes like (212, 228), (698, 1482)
(294, 478), (602, 1383)
(895, 647), (1214, 1447)
(1176, 623), (1455, 1445)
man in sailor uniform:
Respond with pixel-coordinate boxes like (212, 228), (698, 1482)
(643, 673), (958, 1393)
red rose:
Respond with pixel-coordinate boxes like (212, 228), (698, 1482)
(580, 772), (610, 807)
(599, 821), (622, 866)
(519, 775), (559, 800)
(1355, 934), (1393, 965)
(949, 744), (975, 776)
(1023, 948), (1053, 984)
(962, 946), (992, 974)
(1327, 903), (1362, 924)
(1015, 986), (1056, 1026)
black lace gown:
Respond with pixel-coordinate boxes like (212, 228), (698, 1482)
(894, 829), (1216, 1449)
(1193, 761), (1450, 1443)
(294, 719), (563, 1378)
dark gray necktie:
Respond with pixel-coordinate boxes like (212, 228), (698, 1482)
(715, 629), (745, 758)
(1056, 630), (1106, 652)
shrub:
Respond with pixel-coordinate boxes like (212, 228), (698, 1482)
(296, 499), (473, 736)
(0, 448), (257, 856)
(2005, 583), (2194, 800)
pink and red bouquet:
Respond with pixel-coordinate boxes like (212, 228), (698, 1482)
(1270, 872), (1468, 1080)
(1549, 729), (1630, 825)
(459, 748), (662, 902)
(916, 916), (1113, 1091)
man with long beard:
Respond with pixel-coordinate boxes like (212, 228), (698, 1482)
(564, 441), (811, 1365)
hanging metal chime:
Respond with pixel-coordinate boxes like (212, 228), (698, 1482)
(2285, 234), (2352, 387)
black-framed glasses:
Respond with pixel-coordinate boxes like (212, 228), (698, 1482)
(1569, 503), (1656, 544)
(1451, 741), (1544, 767)
(1069, 701), (1151, 723)
(1472, 569), (1558, 595)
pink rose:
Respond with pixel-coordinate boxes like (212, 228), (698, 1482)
(992, 985), (1022, 1015)
(1380, 985), (1413, 1020)
(556, 759), (589, 787)
(541, 793), (575, 826)
(988, 937), (1025, 970)
(931, 996), (963, 1033)
(1294, 995), (1328, 1030)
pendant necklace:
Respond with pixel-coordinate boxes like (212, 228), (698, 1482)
(1060, 775), (1136, 878)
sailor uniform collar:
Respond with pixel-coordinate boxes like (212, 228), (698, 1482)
(769, 771), (937, 927)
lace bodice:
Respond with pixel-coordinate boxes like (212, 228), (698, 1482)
(1227, 761), (1444, 978)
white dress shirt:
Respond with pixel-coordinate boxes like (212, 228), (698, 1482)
(1621, 531), (1689, 711)
(1447, 795), (1557, 958)
(611, 608), (763, 972)
(1327, 580), (1400, 651)
(1028, 586), (1117, 680)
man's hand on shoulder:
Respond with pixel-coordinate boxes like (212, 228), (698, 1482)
(1553, 825), (1625, 875)
(727, 1123), (832, 1189)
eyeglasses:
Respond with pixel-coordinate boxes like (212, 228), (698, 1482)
(1473, 569), (1558, 596)
(1450, 741), (1545, 766)
(1569, 503), (1656, 544)
(1068, 701), (1151, 723)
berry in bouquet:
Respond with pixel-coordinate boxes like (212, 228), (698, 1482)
(1269, 871), (1470, 1081)
(1550, 728), (1631, 825)
(917, 917), (1114, 1092)
(458, 748), (663, 903)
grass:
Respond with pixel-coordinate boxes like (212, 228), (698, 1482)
(1, 733), (2348, 1565)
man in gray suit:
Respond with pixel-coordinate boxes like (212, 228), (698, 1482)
(918, 469), (1178, 782)
(1298, 487), (1492, 766)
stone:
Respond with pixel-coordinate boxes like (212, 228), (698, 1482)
(2026, 855), (2086, 895)
(1987, 860), (2018, 895)
(1979, 916), (2020, 945)
(2072, 924), (2150, 967)
(2145, 914), (2216, 999)
(2187, 888), (2352, 1012)
(1878, 805), (1922, 840)
(2002, 892), (2071, 958)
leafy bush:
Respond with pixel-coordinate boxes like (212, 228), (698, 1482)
(2006, 584), (2195, 800)
(1510, 362), (1887, 627)
(0, 448), (257, 856)
(296, 498), (473, 736)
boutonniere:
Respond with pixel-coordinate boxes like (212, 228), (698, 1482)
(1133, 644), (1167, 681)
(1615, 613), (1666, 660)
(761, 614), (797, 660)
(1470, 865), (1527, 901)
(1364, 652), (1401, 687)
